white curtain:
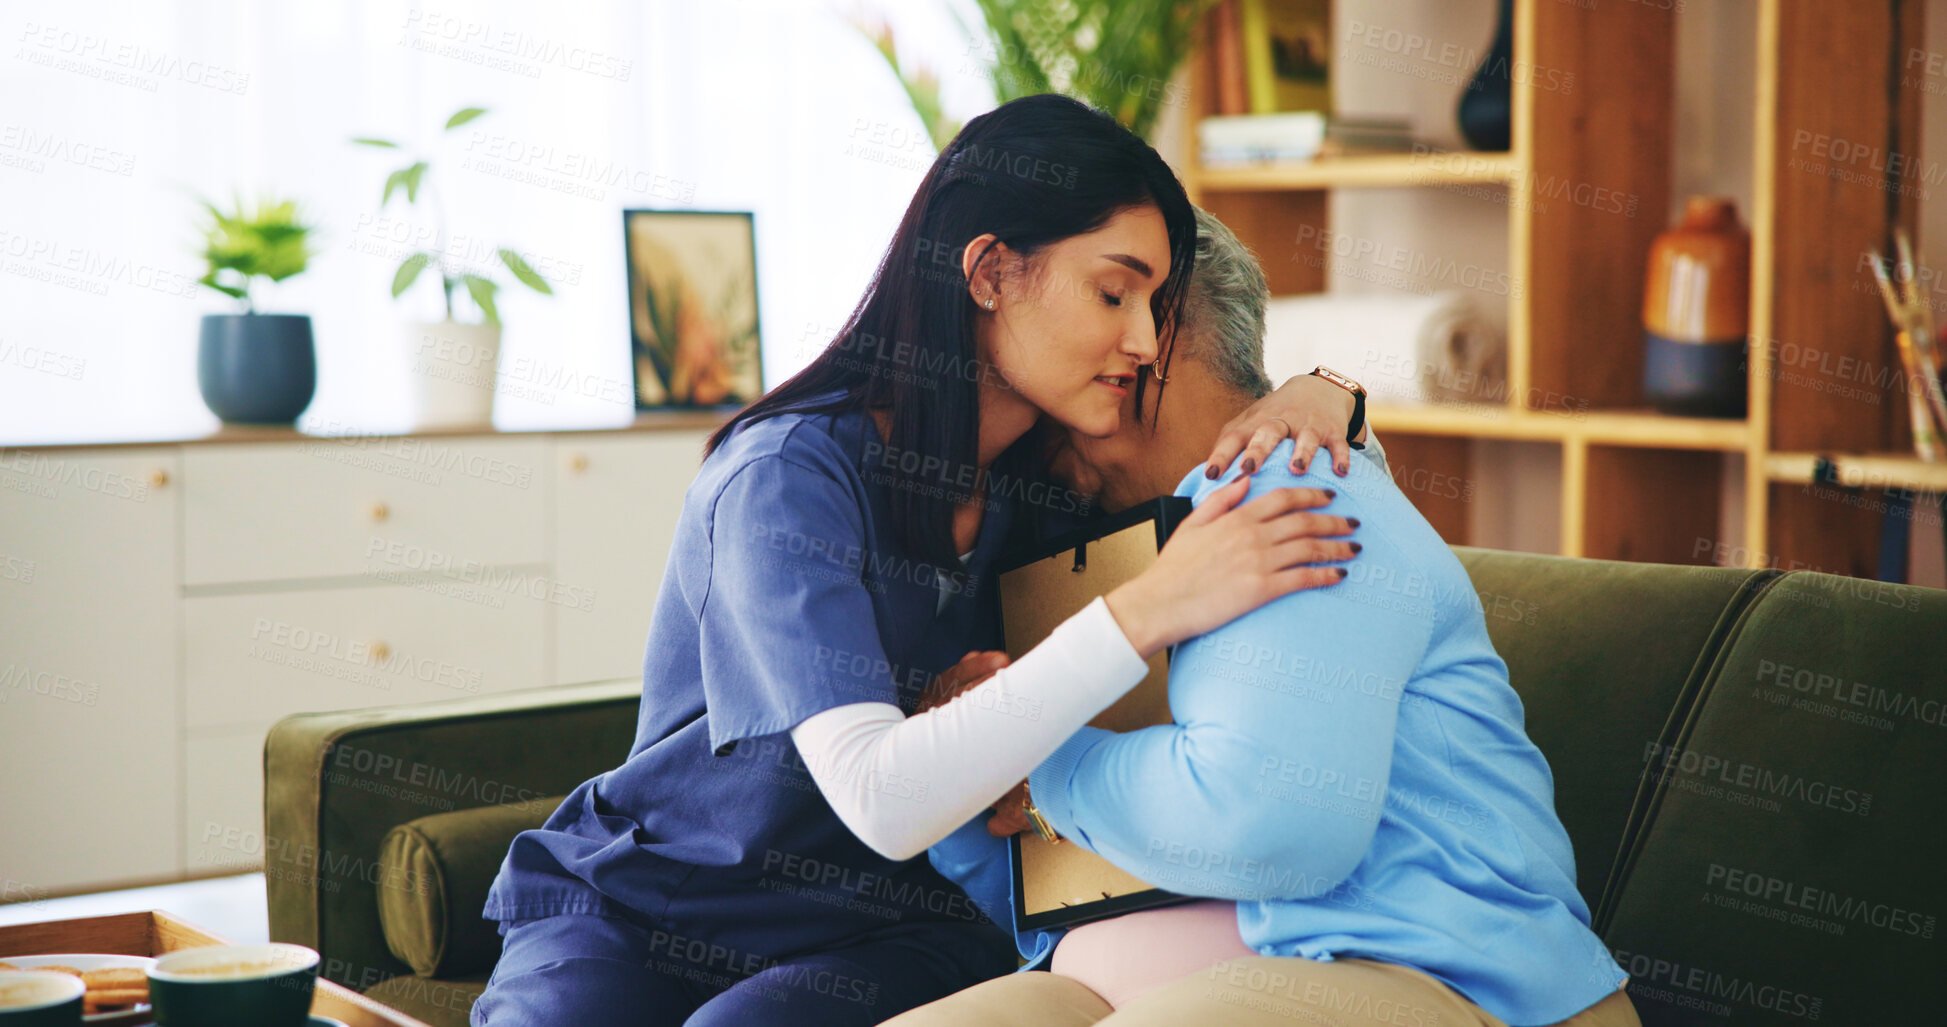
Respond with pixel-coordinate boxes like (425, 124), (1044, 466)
(1, 0), (990, 442)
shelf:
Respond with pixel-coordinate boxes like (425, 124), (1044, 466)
(1766, 452), (1947, 493)
(1371, 403), (1751, 451)
(3, 409), (733, 452)
(1193, 151), (1520, 192)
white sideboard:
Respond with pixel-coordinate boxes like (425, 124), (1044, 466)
(0, 416), (717, 896)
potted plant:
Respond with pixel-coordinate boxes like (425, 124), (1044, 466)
(196, 194), (318, 424)
(354, 107), (552, 428)
(963, 0), (1213, 142)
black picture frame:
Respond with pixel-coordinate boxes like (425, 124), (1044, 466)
(999, 495), (1196, 933)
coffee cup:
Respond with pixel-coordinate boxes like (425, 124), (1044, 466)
(0, 971), (85, 1026)
(147, 943), (319, 1026)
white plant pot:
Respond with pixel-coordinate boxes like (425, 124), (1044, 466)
(405, 320), (501, 429)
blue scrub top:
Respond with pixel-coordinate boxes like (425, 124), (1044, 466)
(483, 403), (1024, 960)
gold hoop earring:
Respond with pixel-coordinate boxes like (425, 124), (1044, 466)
(1150, 359), (1170, 383)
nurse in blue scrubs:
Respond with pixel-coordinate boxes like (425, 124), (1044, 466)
(472, 95), (1364, 1027)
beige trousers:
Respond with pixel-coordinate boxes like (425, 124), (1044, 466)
(881, 956), (1642, 1027)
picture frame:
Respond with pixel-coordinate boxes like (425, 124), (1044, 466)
(1240, 0), (1331, 115)
(622, 209), (764, 409)
(999, 496), (1196, 932)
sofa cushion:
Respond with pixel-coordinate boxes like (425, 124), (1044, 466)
(1601, 571), (1946, 1023)
(377, 798), (563, 979)
(364, 972), (489, 1027)
(1452, 548), (1769, 919)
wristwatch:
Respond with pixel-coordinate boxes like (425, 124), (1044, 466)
(1310, 365), (1367, 443)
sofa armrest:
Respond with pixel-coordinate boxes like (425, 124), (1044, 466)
(379, 799), (564, 979)
(264, 678), (641, 995)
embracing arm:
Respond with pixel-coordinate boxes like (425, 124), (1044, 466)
(1026, 461), (1434, 901)
(794, 477), (1357, 863)
(793, 598), (1147, 862)
(1202, 372), (1369, 480)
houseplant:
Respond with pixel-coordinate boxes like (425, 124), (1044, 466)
(195, 194), (318, 424)
(354, 107), (552, 427)
(961, 0), (1214, 141)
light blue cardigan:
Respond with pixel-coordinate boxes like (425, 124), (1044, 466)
(930, 438), (1627, 1026)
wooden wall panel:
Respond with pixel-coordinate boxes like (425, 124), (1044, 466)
(1523, 0), (1675, 410)
(1199, 190), (1330, 297)
(1765, 1), (1911, 454)
(1371, 432), (1474, 545)
(1583, 446), (1722, 565)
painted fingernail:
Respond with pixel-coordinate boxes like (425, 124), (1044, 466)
(1350, 542), (1363, 554)
(1348, 518), (1361, 528)
(1335, 567), (1349, 578)
(1205, 464), (1220, 479)
(1240, 458), (1257, 474)
(1324, 489), (1337, 499)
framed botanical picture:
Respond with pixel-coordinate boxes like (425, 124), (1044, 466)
(623, 209), (763, 409)
(1240, 0), (1330, 114)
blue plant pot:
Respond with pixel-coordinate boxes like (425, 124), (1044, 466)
(197, 314), (316, 424)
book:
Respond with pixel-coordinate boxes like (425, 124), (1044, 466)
(1198, 111), (1326, 164)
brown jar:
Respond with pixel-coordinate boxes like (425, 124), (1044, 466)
(1642, 196), (1751, 417)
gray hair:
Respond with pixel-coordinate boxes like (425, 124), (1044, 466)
(1178, 206), (1274, 398)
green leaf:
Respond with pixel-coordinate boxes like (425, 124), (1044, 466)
(382, 168), (409, 207)
(351, 137), (399, 148)
(445, 107), (488, 130)
(498, 248), (552, 295)
(199, 272), (246, 299)
(392, 253), (432, 298)
(462, 274), (501, 325)
(402, 161), (428, 203)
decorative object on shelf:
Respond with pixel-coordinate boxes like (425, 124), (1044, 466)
(194, 193), (317, 425)
(1239, 0), (1330, 115)
(959, 0), (1213, 141)
(1868, 229), (1947, 460)
(1261, 291), (1505, 407)
(624, 210), (762, 409)
(353, 107), (553, 429)
(1642, 196), (1751, 418)
(1457, 0), (1514, 151)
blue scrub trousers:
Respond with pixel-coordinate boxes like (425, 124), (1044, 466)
(472, 913), (1011, 1027)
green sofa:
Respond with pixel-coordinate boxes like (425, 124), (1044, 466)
(264, 549), (1947, 1026)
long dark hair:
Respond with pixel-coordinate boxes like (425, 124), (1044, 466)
(709, 94), (1196, 566)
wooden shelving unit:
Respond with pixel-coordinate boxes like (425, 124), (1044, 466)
(1196, 151), (1520, 191)
(1178, 0), (1926, 578)
(1766, 452), (1947, 494)
(1369, 404), (1752, 451)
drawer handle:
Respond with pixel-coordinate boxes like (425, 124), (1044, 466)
(369, 501), (390, 523)
(369, 641), (391, 662)
(569, 453), (589, 473)
(149, 469), (170, 489)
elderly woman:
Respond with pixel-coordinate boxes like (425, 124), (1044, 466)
(896, 210), (1642, 1027)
